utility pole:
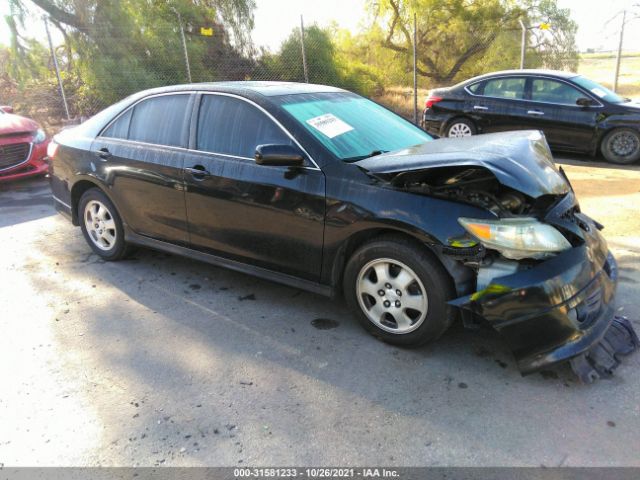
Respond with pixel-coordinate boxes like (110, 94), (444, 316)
(43, 16), (70, 120)
(413, 12), (418, 125)
(300, 15), (309, 83)
(176, 10), (192, 83)
(518, 19), (527, 69)
(613, 10), (626, 93)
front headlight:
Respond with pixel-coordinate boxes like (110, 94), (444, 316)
(33, 128), (47, 144)
(458, 217), (571, 260)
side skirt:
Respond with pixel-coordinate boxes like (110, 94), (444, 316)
(124, 229), (335, 298)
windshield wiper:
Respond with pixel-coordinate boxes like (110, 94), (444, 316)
(343, 150), (389, 163)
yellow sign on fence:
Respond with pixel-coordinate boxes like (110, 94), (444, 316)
(200, 27), (213, 36)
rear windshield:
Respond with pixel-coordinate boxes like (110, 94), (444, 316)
(275, 92), (432, 162)
(572, 76), (625, 103)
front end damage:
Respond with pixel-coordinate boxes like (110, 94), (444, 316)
(358, 131), (639, 382)
(449, 224), (639, 383)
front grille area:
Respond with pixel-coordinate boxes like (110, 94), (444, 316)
(0, 142), (31, 171)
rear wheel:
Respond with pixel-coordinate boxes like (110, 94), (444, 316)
(601, 128), (640, 164)
(79, 188), (130, 260)
(446, 118), (476, 138)
(343, 235), (455, 347)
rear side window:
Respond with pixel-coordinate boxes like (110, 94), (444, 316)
(467, 82), (482, 94)
(127, 94), (190, 147)
(531, 79), (583, 105)
(482, 77), (526, 100)
(196, 95), (292, 158)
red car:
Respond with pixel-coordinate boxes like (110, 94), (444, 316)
(0, 105), (49, 182)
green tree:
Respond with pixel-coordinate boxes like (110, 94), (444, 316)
(258, 25), (382, 96)
(371, 0), (578, 86)
(6, 0), (256, 112)
(522, 0), (579, 71)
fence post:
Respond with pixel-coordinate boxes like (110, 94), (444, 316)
(413, 12), (418, 125)
(300, 15), (309, 83)
(175, 11), (192, 83)
(518, 19), (526, 69)
(613, 10), (626, 93)
(43, 16), (71, 120)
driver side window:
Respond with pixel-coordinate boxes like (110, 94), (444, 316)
(196, 95), (293, 158)
(531, 79), (584, 105)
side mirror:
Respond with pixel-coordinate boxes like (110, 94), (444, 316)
(0, 105), (14, 114)
(576, 97), (595, 107)
(255, 144), (305, 166)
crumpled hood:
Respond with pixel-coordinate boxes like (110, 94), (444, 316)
(356, 130), (569, 199)
(0, 113), (39, 137)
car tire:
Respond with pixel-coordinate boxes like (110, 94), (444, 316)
(79, 188), (130, 261)
(601, 128), (640, 165)
(343, 235), (456, 347)
(446, 118), (476, 138)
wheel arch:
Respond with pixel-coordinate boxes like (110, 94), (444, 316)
(442, 115), (476, 136)
(598, 125), (640, 162)
(70, 177), (117, 226)
(329, 227), (460, 298)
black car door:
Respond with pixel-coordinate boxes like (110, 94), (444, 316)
(91, 93), (193, 244)
(515, 77), (599, 151)
(182, 93), (326, 281)
(466, 76), (531, 133)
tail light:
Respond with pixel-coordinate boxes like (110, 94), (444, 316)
(425, 95), (443, 109)
(47, 140), (59, 160)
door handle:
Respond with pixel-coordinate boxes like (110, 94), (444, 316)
(473, 105), (489, 111)
(185, 165), (210, 178)
(527, 110), (545, 116)
(96, 147), (112, 160)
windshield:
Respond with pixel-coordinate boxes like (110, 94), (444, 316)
(572, 76), (626, 103)
(277, 92), (432, 161)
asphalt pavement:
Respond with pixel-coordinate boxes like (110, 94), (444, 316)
(0, 155), (639, 466)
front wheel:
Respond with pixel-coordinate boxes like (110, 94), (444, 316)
(343, 235), (455, 347)
(79, 188), (130, 260)
(601, 128), (640, 164)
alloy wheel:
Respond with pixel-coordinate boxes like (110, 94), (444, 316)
(610, 131), (640, 158)
(356, 258), (429, 334)
(448, 123), (472, 137)
(84, 200), (117, 251)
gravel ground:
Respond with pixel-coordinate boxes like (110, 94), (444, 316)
(0, 156), (639, 467)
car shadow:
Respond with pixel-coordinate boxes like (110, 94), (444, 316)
(22, 228), (597, 464)
(0, 176), (54, 227)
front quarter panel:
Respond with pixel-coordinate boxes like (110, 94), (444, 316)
(319, 162), (494, 284)
(597, 109), (640, 131)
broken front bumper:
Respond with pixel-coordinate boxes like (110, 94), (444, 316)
(451, 229), (638, 379)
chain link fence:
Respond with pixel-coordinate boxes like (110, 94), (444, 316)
(0, 11), (610, 134)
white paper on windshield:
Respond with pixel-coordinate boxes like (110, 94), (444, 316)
(306, 113), (353, 138)
(590, 87), (607, 98)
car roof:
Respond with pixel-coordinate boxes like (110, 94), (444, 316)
(129, 81), (347, 99)
(456, 69), (580, 87)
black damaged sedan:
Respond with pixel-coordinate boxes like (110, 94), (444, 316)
(48, 82), (638, 382)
